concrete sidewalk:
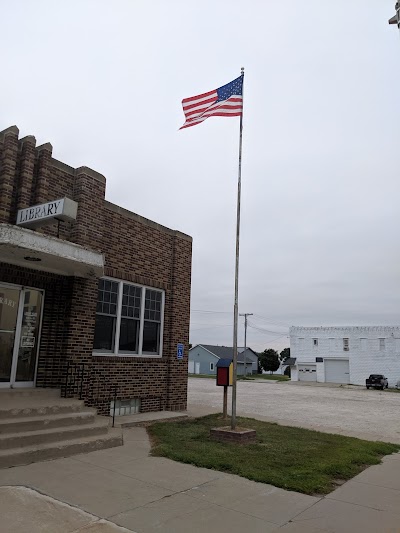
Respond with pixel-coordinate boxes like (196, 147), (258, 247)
(0, 426), (399, 532)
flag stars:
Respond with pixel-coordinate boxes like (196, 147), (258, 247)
(180, 74), (243, 129)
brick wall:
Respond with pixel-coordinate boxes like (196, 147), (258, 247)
(0, 125), (192, 414)
(0, 262), (71, 388)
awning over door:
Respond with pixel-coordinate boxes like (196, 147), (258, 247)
(0, 224), (104, 279)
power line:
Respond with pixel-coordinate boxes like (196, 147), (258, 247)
(190, 324), (232, 332)
(191, 309), (231, 315)
(247, 321), (288, 335)
(191, 309), (290, 328)
(252, 313), (290, 327)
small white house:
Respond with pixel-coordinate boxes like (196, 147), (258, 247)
(289, 326), (400, 387)
(188, 345), (258, 376)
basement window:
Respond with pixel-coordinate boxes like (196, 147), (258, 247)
(110, 398), (141, 417)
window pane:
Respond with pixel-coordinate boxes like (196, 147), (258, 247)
(144, 289), (162, 321)
(93, 315), (116, 351)
(121, 284), (141, 319)
(119, 318), (140, 353)
(96, 279), (118, 316)
(142, 321), (160, 354)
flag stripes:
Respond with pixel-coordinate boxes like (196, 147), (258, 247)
(180, 76), (243, 129)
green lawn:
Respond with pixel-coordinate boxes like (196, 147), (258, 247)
(257, 374), (290, 381)
(188, 374), (289, 381)
(188, 373), (215, 379)
(148, 414), (399, 495)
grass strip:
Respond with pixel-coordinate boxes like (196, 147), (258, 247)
(148, 414), (399, 495)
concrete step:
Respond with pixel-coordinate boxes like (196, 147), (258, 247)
(0, 410), (97, 434)
(0, 429), (123, 469)
(0, 388), (61, 400)
(0, 398), (87, 419)
(0, 419), (110, 450)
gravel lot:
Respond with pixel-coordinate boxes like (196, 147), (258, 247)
(188, 378), (400, 443)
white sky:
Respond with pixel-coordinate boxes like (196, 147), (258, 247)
(1, 1), (399, 352)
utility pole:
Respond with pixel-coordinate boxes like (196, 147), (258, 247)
(239, 313), (253, 377)
(389, 2), (400, 29)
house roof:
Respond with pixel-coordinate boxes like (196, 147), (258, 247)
(197, 345), (255, 363)
(216, 358), (233, 368)
(238, 347), (258, 357)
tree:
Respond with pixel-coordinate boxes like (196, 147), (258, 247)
(279, 347), (290, 363)
(259, 348), (280, 374)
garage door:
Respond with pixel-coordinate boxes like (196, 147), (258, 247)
(298, 364), (317, 382)
(325, 359), (349, 384)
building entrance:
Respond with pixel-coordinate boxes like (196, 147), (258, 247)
(0, 284), (43, 387)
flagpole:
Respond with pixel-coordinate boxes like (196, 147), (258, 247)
(231, 67), (244, 430)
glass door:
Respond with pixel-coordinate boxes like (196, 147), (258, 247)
(0, 284), (43, 388)
(14, 289), (43, 385)
(0, 287), (20, 384)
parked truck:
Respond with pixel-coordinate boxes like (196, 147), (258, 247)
(366, 374), (388, 390)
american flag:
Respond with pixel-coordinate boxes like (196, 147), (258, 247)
(180, 75), (243, 130)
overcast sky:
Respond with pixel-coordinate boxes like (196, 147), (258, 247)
(1, 1), (400, 352)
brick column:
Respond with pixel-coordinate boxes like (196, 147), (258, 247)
(34, 142), (53, 204)
(16, 135), (36, 210)
(166, 234), (192, 410)
(0, 126), (19, 223)
(64, 276), (99, 400)
(71, 167), (106, 251)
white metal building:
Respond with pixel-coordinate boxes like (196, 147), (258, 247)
(289, 326), (400, 387)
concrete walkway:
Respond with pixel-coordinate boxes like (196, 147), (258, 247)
(0, 425), (399, 532)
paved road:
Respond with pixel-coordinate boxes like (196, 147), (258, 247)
(188, 378), (400, 443)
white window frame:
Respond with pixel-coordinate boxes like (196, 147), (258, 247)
(360, 338), (367, 351)
(313, 338), (318, 347)
(210, 362), (215, 371)
(93, 277), (165, 358)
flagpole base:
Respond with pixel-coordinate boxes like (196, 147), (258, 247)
(210, 427), (256, 444)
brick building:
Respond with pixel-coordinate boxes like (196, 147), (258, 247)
(0, 125), (192, 415)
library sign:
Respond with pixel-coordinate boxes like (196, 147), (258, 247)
(16, 198), (78, 229)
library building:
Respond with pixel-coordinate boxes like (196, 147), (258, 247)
(0, 125), (192, 418)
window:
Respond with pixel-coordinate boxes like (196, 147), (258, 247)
(210, 362), (215, 371)
(313, 339), (318, 347)
(93, 279), (164, 356)
(343, 338), (349, 351)
(93, 279), (118, 352)
(379, 338), (385, 351)
(360, 338), (367, 351)
(110, 398), (140, 416)
(395, 339), (400, 353)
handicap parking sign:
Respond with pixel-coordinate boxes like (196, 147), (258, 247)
(177, 343), (184, 359)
